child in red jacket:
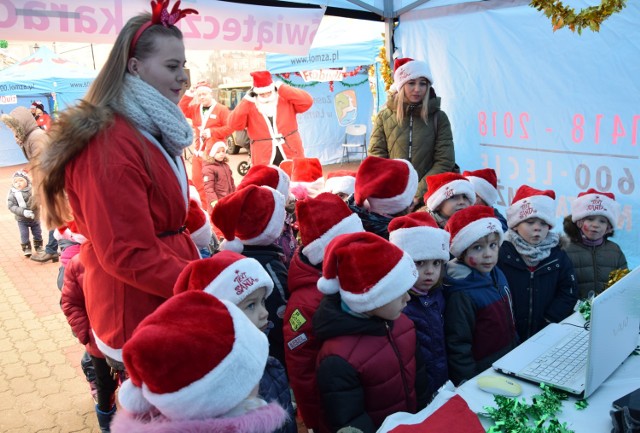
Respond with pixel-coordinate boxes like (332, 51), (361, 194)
(202, 140), (236, 213)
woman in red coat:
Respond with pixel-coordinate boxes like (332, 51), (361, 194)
(37, 3), (200, 368)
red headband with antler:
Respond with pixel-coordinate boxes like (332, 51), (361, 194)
(129, 0), (198, 59)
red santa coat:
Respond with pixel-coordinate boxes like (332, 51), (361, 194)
(228, 83), (313, 166)
(65, 115), (200, 362)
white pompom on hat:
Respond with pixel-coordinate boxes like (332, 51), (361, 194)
(173, 251), (273, 301)
(389, 212), (450, 261)
(118, 291), (268, 420)
(250, 70), (275, 94)
(506, 185), (556, 229)
(238, 164), (291, 199)
(424, 172), (476, 212)
(463, 168), (499, 207)
(391, 58), (434, 92)
(355, 156), (418, 216)
(317, 232), (418, 313)
(571, 188), (619, 227)
(185, 198), (212, 251)
(445, 205), (504, 258)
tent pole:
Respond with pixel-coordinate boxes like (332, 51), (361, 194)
(384, 18), (395, 67)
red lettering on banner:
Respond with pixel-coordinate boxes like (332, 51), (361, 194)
(0, 0), (18, 28)
(202, 15), (219, 39)
(223, 18), (240, 40)
(75, 5), (97, 33)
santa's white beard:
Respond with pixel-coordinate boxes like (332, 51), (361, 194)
(256, 94), (278, 118)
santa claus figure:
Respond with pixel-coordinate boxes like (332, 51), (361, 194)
(179, 80), (232, 204)
(228, 71), (313, 167)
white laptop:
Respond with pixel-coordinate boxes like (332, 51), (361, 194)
(493, 266), (640, 398)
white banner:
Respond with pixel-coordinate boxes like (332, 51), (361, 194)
(0, 94), (17, 104)
(300, 69), (344, 82)
(0, 0), (324, 54)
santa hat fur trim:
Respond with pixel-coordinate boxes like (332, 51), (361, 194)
(239, 164), (291, 199)
(303, 213), (364, 265)
(324, 170), (356, 196)
(92, 332), (123, 363)
(208, 141), (227, 157)
(119, 292), (268, 420)
(391, 58), (434, 92)
(445, 205), (504, 258)
(571, 188), (619, 227)
(389, 213), (450, 261)
(463, 168), (498, 207)
(425, 173), (476, 211)
(355, 157), (418, 215)
(506, 185), (556, 228)
(251, 70), (275, 94)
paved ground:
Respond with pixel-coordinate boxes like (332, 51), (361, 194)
(0, 153), (361, 432)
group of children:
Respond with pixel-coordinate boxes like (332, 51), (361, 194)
(46, 154), (627, 433)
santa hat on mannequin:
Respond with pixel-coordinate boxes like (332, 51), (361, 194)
(318, 232), (418, 313)
(173, 251), (273, 301)
(445, 205), (504, 258)
(296, 192), (364, 265)
(424, 172), (476, 212)
(238, 164), (290, 199)
(463, 168), (499, 207)
(211, 185), (285, 253)
(118, 291), (269, 420)
(355, 156), (418, 215)
(571, 188), (619, 227)
(506, 185), (556, 229)
(185, 198), (212, 251)
(251, 71), (276, 94)
(391, 58), (434, 92)
(290, 157), (325, 199)
(324, 170), (356, 197)
(389, 212), (450, 261)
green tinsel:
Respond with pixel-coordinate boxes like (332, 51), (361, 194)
(575, 399), (589, 410)
(482, 383), (574, 433)
(577, 299), (592, 321)
(338, 77), (369, 88)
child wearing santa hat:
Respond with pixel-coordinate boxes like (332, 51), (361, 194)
(442, 205), (518, 385)
(284, 193), (364, 431)
(348, 156), (418, 239)
(111, 290), (288, 433)
(211, 185), (290, 368)
(463, 167), (508, 232)
(389, 212), (451, 400)
(423, 172), (475, 228)
(498, 185), (578, 341)
(324, 170), (356, 201)
(563, 189), (627, 300)
(313, 232), (428, 432)
(202, 140), (236, 213)
(289, 157), (325, 200)
(173, 252), (297, 433)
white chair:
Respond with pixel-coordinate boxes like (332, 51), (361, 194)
(341, 124), (367, 164)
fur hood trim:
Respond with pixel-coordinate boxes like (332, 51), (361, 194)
(1, 106), (39, 143)
(110, 402), (288, 433)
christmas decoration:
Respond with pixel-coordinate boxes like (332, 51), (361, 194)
(530, 0), (627, 34)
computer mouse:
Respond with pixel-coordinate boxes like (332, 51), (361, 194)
(476, 375), (523, 397)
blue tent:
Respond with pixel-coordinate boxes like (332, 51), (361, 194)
(0, 47), (96, 167)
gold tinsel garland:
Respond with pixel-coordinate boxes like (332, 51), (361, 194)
(378, 45), (393, 93)
(530, 0), (627, 34)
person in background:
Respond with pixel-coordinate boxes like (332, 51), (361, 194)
(499, 185), (578, 341)
(7, 170), (43, 258)
(173, 252), (297, 433)
(347, 156), (418, 239)
(463, 168), (508, 232)
(313, 232), (427, 433)
(202, 140), (235, 213)
(285, 193), (364, 431)
(179, 79), (232, 205)
(228, 70), (313, 167)
(563, 189), (627, 299)
(35, 102), (53, 131)
(368, 58), (456, 209)
(423, 172), (475, 229)
(111, 291), (288, 433)
(389, 212), (451, 401)
(443, 205), (518, 385)
(35, 0), (201, 369)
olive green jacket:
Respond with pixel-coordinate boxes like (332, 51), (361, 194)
(368, 95), (456, 200)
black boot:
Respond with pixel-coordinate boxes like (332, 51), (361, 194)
(33, 239), (44, 254)
(96, 405), (116, 432)
(21, 242), (32, 257)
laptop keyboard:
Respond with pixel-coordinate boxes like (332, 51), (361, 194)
(521, 328), (589, 385)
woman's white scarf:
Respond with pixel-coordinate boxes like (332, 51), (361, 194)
(115, 74), (193, 157)
(506, 229), (560, 267)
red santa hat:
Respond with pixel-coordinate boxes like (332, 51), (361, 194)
(279, 160), (293, 178)
(324, 170), (356, 196)
(389, 212), (450, 261)
(296, 192), (364, 265)
(250, 70), (275, 94)
(118, 291), (268, 420)
(355, 156), (418, 215)
(318, 232), (418, 313)
(194, 80), (212, 92)
(185, 198), (212, 251)
(238, 164), (290, 199)
(173, 251), (273, 301)
(391, 58), (434, 92)
(506, 185), (556, 229)
(290, 157), (325, 199)
(211, 185), (285, 253)
(53, 220), (87, 244)
(571, 188), (619, 227)
(424, 172), (476, 212)
(445, 205), (504, 258)
(463, 168), (498, 207)
(208, 140), (227, 157)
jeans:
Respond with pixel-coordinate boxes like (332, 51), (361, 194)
(45, 229), (58, 254)
(17, 220), (43, 245)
